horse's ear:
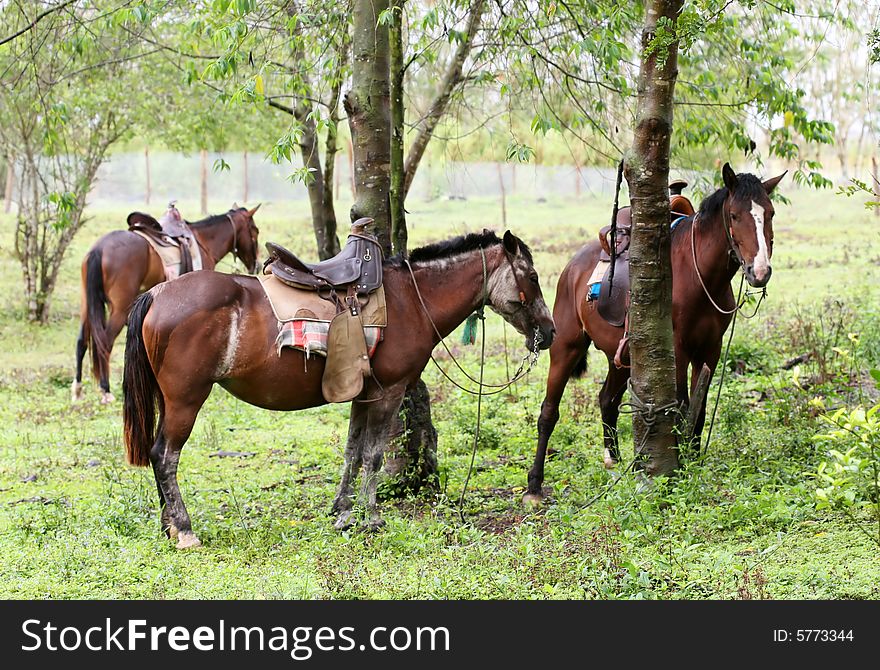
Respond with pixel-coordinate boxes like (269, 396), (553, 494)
(248, 203), (262, 217)
(762, 171), (787, 194)
(722, 162), (738, 192)
(502, 230), (519, 255)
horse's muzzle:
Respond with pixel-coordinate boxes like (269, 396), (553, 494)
(745, 265), (772, 288)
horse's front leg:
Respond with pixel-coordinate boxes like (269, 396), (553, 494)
(332, 401), (368, 530)
(360, 385), (407, 531)
(690, 345), (722, 452)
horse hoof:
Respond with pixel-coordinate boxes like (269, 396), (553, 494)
(100, 392), (115, 404)
(522, 492), (544, 508)
(175, 532), (202, 550)
(71, 381), (83, 403)
(603, 449), (619, 470)
(333, 511), (354, 531)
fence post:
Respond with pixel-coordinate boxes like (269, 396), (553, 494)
(200, 148), (208, 215)
(144, 147), (151, 206)
(497, 162), (507, 226)
(243, 150), (249, 203)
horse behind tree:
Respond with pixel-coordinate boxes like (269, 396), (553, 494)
(525, 164), (786, 503)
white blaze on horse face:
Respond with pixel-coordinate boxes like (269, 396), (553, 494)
(750, 200), (771, 281)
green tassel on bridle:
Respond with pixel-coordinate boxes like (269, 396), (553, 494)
(461, 312), (480, 345)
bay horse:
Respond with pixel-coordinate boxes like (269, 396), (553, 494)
(73, 205), (261, 404)
(524, 164), (786, 503)
(122, 230), (555, 547)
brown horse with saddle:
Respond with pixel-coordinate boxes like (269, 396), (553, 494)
(122, 224), (555, 547)
(525, 163), (786, 503)
(73, 202), (261, 404)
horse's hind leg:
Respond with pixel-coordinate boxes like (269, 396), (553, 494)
(150, 389), (211, 549)
(332, 400), (368, 530)
(72, 322), (87, 402)
(525, 333), (591, 504)
(599, 362), (630, 468)
(359, 386), (407, 531)
(97, 306), (130, 404)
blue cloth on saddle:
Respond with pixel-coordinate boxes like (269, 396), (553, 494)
(671, 215), (689, 231)
(588, 283), (601, 301)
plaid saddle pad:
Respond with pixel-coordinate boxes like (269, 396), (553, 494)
(276, 319), (383, 358)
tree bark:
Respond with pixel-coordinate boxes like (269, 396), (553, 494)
(623, 0), (683, 477)
(144, 146), (151, 206)
(402, 0), (485, 199)
(348, 0), (438, 491)
(346, 0), (392, 252)
(389, 0), (407, 256)
(321, 75), (343, 258)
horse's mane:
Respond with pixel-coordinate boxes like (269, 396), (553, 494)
(187, 210), (239, 228)
(673, 172), (767, 241)
(387, 230), (533, 267)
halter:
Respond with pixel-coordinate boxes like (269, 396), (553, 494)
(404, 245), (542, 394)
(690, 199), (765, 316)
(225, 212), (239, 267)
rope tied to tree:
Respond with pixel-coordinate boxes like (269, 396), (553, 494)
(619, 377), (682, 429)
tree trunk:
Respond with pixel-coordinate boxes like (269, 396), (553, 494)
(200, 148), (208, 215)
(389, 0), (407, 256)
(346, 0), (392, 251)
(321, 80), (342, 258)
(402, 0), (485, 199)
(298, 108), (337, 260)
(348, 0), (438, 491)
(4, 155), (14, 213)
(874, 155), (880, 219)
(623, 0), (683, 477)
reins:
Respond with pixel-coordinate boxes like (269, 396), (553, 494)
(404, 250), (542, 397)
(690, 208), (767, 318)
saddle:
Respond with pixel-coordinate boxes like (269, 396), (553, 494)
(264, 218), (383, 294)
(127, 202), (201, 278)
(590, 183), (695, 367)
(262, 218), (385, 404)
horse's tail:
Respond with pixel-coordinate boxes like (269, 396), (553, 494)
(82, 248), (109, 383)
(570, 350), (589, 379)
(123, 291), (158, 467)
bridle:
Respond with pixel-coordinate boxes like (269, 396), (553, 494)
(224, 210), (258, 271)
(403, 244), (543, 395)
(690, 199), (766, 317)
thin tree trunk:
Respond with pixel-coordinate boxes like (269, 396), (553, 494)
(874, 155), (879, 219)
(321, 75), (343, 258)
(200, 148), (208, 215)
(144, 146), (151, 206)
(298, 108), (336, 259)
(3, 156), (13, 213)
(623, 0), (683, 477)
(389, 0), (407, 256)
(402, 0), (485, 199)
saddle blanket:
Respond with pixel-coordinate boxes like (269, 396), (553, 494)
(132, 230), (203, 281)
(277, 320), (383, 358)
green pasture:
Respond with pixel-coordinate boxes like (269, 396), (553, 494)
(0, 186), (878, 599)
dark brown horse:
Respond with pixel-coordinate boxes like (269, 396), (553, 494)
(73, 205), (261, 404)
(122, 230), (555, 548)
(524, 164), (786, 503)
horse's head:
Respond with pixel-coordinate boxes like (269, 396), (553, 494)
(486, 231), (555, 350)
(721, 163), (787, 288)
(230, 204), (261, 273)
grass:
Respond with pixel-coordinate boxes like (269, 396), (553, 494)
(0, 186), (878, 599)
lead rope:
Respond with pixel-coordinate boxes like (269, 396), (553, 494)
(457, 252), (489, 520)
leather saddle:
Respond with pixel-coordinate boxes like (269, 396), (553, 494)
(264, 218), (383, 295)
(590, 185), (696, 366)
(127, 203), (197, 274)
